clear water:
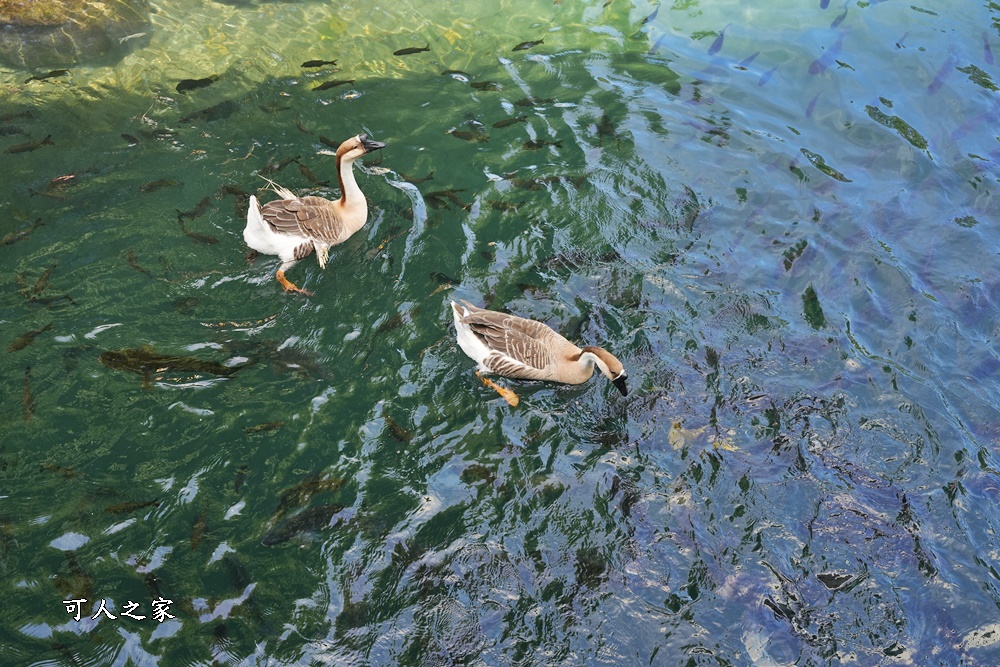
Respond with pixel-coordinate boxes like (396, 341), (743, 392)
(2, 0), (999, 665)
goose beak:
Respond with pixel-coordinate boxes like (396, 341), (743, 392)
(612, 372), (628, 397)
(359, 135), (386, 153)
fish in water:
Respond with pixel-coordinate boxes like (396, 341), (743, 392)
(394, 45), (430, 56)
(513, 39), (544, 51)
(492, 115), (528, 129)
(298, 162), (328, 186)
(4, 135), (54, 154)
(179, 100), (238, 123)
(384, 416), (413, 443)
(23, 366), (34, 421)
(515, 96), (554, 107)
(262, 503), (344, 546)
(24, 69), (69, 84)
(809, 32), (845, 75)
(759, 65), (778, 86)
(105, 499), (160, 515)
(1, 218), (43, 246)
(258, 155), (300, 175)
(448, 129), (489, 143)
(985, 32), (994, 65)
(178, 218), (220, 245)
(8, 323), (53, 352)
(927, 50), (957, 94)
(30, 263), (56, 297)
(313, 79), (355, 91)
(177, 196), (212, 221)
(121, 133), (140, 146)
(234, 465), (249, 494)
(471, 81), (503, 91)
(125, 248), (151, 276)
(243, 421), (285, 434)
(176, 75), (219, 93)
(99, 345), (250, 387)
(301, 59), (337, 68)
(441, 69), (472, 79)
(830, 7), (848, 29)
(191, 506), (207, 550)
(400, 170), (434, 184)
(139, 179), (183, 193)
(708, 24), (730, 56)
(523, 138), (562, 150)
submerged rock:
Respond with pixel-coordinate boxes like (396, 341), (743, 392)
(0, 0), (151, 68)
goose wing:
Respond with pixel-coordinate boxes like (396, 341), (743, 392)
(260, 196), (348, 244)
(461, 309), (558, 378)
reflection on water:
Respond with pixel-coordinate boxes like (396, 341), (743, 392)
(1, 0), (999, 664)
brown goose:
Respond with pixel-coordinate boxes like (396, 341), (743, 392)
(243, 134), (385, 294)
(451, 299), (628, 406)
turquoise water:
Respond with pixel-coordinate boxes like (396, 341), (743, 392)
(2, 0), (999, 664)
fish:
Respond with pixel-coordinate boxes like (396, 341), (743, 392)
(105, 499), (161, 515)
(441, 69), (472, 78)
(400, 170), (434, 184)
(23, 69), (69, 84)
(301, 59), (337, 68)
(262, 503), (344, 546)
(99, 345), (249, 387)
(243, 421), (285, 434)
(119, 32), (147, 44)
(8, 323), (53, 353)
(927, 51), (957, 94)
(820, 0), (830, 8)
(470, 81), (503, 91)
(735, 51), (759, 70)
(177, 196), (212, 221)
(448, 129), (489, 142)
(0, 110), (33, 122)
(218, 184), (250, 198)
(523, 138), (562, 150)
(809, 32), (844, 75)
(708, 24), (730, 56)
(313, 79), (355, 91)
(191, 506), (207, 550)
(641, 5), (659, 24)
(427, 188), (468, 208)
(806, 93), (820, 118)
(23, 366), (34, 421)
(830, 7), (848, 28)
(384, 416), (413, 443)
(234, 465), (249, 494)
(297, 162), (328, 186)
(259, 102), (291, 114)
(179, 99), (238, 123)
(125, 248), (151, 276)
(758, 65), (777, 86)
(513, 39), (544, 51)
(648, 31), (669, 55)
(985, 32), (994, 65)
(31, 264), (56, 296)
(0, 218), (43, 246)
(139, 178), (183, 193)
(258, 155), (300, 175)
(318, 135), (341, 149)
(492, 115), (528, 129)
(40, 464), (80, 478)
(178, 219), (220, 245)
(393, 45), (430, 56)
(176, 75), (220, 93)
(515, 96), (555, 107)
(489, 200), (523, 212)
(596, 113), (616, 143)
(4, 135), (54, 154)
(0, 125), (24, 136)
(121, 133), (140, 146)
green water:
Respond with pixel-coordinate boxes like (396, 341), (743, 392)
(2, 0), (999, 664)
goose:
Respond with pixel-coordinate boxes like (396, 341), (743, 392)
(451, 299), (628, 406)
(244, 133), (386, 295)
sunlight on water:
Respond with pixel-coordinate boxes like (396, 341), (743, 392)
(1, 0), (999, 665)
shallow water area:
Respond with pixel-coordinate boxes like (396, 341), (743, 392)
(1, 0), (999, 665)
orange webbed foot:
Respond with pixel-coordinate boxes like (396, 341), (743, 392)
(476, 371), (519, 407)
(276, 270), (313, 296)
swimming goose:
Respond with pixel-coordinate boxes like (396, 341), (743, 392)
(244, 133), (386, 295)
(451, 299), (628, 406)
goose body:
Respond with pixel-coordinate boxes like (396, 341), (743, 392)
(244, 133), (385, 294)
(451, 299), (628, 401)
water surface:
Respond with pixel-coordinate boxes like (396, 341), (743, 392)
(2, 0), (999, 665)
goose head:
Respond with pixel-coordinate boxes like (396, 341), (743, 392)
(581, 346), (629, 396)
(336, 133), (386, 162)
